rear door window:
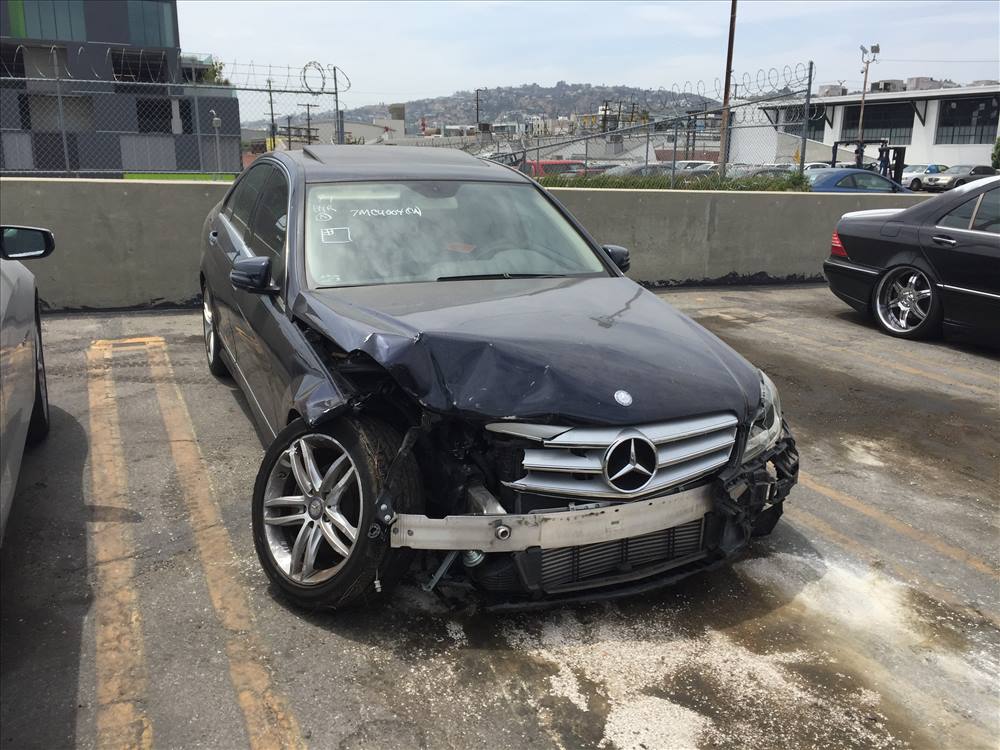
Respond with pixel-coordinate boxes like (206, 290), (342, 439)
(835, 175), (856, 189)
(971, 189), (999, 234)
(938, 195), (979, 230)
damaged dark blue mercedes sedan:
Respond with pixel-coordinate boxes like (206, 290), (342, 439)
(199, 145), (798, 608)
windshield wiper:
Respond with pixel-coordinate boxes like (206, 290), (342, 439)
(435, 273), (565, 281)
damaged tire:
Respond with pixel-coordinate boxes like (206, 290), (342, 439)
(252, 416), (423, 609)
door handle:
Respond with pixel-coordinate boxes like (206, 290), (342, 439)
(208, 230), (219, 246)
(931, 235), (957, 247)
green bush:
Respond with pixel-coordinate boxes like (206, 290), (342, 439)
(537, 171), (810, 192)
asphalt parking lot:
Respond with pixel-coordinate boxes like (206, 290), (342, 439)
(1, 283), (997, 750)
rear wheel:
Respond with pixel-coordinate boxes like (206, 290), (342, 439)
(26, 304), (49, 444)
(203, 286), (228, 377)
(252, 416), (423, 609)
(873, 266), (942, 339)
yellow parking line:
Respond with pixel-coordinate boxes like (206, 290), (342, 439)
(786, 507), (1000, 630)
(799, 472), (997, 579)
(142, 339), (305, 750)
(86, 344), (154, 750)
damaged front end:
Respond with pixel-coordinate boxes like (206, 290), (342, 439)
(385, 417), (798, 605)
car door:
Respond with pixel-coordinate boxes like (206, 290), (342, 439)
(230, 165), (291, 435)
(0, 258), (34, 530)
(210, 164), (272, 362)
(920, 187), (1000, 326)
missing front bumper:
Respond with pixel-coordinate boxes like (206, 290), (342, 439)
(396, 432), (798, 597)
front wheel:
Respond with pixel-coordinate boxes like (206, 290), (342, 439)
(202, 286), (229, 377)
(873, 266), (942, 339)
(909, 179), (921, 191)
(252, 416), (423, 609)
(26, 305), (49, 444)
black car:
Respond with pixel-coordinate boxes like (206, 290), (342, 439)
(824, 176), (999, 341)
(200, 145), (797, 608)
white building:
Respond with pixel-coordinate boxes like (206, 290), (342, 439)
(730, 83), (999, 166)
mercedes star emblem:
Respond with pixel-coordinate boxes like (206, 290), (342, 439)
(603, 434), (658, 493)
(614, 389), (633, 406)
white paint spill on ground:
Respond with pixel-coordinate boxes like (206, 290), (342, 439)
(501, 601), (901, 750)
(548, 663), (587, 712)
(445, 619), (467, 647)
(601, 695), (709, 750)
(843, 437), (888, 467)
(737, 552), (1000, 749)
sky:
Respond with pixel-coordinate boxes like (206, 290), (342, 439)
(178, 0), (1000, 108)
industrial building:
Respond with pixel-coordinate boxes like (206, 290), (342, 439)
(731, 81), (999, 167)
(0, 0), (240, 174)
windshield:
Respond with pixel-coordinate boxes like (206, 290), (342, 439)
(903, 165), (926, 172)
(304, 181), (608, 287)
(943, 165), (972, 174)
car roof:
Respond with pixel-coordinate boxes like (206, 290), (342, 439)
(280, 145), (527, 183)
(814, 167), (891, 178)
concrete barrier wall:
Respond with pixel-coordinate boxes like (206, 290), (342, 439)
(552, 188), (928, 285)
(1, 178), (229, 309)
(0, 177), (928, 309)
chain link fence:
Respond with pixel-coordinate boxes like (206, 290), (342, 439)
(1, 46), (828, 190)
(0, 46), (350, 177)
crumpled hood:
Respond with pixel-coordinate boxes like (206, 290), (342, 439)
(293, 277), (760, 425)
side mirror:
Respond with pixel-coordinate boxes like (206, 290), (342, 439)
(1, 226), (55, 260)
(603, 244), (630, 273)
(231, 255), (278, 294)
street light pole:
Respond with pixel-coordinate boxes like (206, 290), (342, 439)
(209, 108), (222, 175)
(857, 43), (880, 166)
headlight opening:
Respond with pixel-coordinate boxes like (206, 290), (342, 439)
(743, 371), (782, 462)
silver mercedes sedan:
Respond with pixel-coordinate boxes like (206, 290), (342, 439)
(0, 226), (54, 543)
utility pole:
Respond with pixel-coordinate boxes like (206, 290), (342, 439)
(857, 43), (880, 166)
(475, 87), (486, 130)
(286, 115), (293, 150)
(297, 102), (318, 144)
(333, 65), (344, 143)
(718, 0), (737, 177)
(267, 78), (276, 148)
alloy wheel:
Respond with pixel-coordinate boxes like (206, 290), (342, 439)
(876, 268), (933, 333)
(203, 290), (216, 365)
(262, 434), (362, 585)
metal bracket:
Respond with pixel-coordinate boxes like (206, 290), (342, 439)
(374, 414), (431, 525)
(421, 550), (459, 592)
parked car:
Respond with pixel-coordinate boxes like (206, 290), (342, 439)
(671, 160), (714, 171)
(0, 226), (53, 543)
(519, 159), (588, 178)
(806, 168), (910, 193)
(803, 162), (831, 171)
(199, 146), (798, 608)
(900, 164), (949, 191)
(922, 165), (997, 192)
(823, 177), (999, 341)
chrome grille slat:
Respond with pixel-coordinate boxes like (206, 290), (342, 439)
(503, 413), (738, 499)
